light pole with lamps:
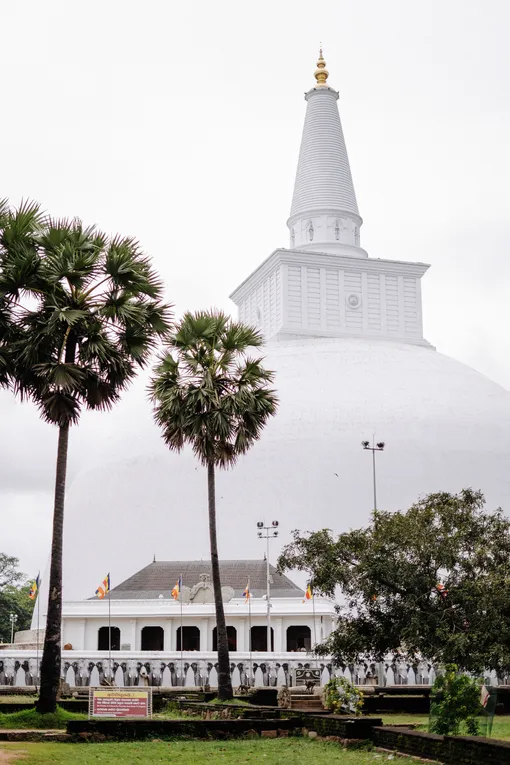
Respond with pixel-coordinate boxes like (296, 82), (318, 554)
(9, 613), (17, 645)
(257, 520), (279, 653)
(362, 438), (385, 513)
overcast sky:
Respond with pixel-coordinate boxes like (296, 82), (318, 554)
(1, 0), (509, 577)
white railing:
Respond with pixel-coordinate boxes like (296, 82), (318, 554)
(0, 650), (468, 689)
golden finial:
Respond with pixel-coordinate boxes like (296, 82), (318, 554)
(314, 46), (329, 87)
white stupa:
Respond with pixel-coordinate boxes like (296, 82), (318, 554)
(39, 51), (510, 610)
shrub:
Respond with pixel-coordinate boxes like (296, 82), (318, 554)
(429, 664), (482, 736)
(322, 677), (364, 715)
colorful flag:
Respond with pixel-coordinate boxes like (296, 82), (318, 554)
(436, 583), (448, 600)
(95, 573), (110, 599)
(172, 575), (182, 600)
(303, 584), (312, 603)
(480, 684), (490, 708)
(242, 580), (250, 603)
(29, 574), (40, 601)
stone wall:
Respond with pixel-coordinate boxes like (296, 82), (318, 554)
(374, 726), (510, 765)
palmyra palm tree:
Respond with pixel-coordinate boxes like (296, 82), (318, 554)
(150, 310), (278, 700)
(0, 200), (171, 712)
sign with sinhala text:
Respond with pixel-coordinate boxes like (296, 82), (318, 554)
(90, 688), (151, 718)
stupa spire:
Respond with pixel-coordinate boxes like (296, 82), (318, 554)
(287, 50), (364, 256)
(314, 47), (329, 87)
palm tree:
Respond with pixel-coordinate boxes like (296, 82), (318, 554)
(150, 310), (278, 700)
(0, 201), (171, 713)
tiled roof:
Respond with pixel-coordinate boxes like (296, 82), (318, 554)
(107, 560), (302, 600)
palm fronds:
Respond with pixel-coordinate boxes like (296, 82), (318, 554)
(149, 310), (278, 468)
(0, 200), (173, 426)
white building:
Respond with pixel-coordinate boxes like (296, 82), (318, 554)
(62, 560), (335, 655)
(33, 49), (510, 633)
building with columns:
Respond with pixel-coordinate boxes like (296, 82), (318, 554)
(60, 560), (335, 654)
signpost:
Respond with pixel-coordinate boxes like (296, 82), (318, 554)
(89, 688), (152, 719)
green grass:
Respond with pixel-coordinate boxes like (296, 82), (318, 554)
(208, 698), (250, 706)
(380, 713), (510, 741)
(0, 695), (38, 704)
(0, 706), (86, 729)
(0, 739), (426, 764)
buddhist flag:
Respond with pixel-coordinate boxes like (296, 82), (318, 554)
(303, 584), (312, 603)
(242, 580), (251, 603)
(481, 684), (490, 708)
(29, 574), (40, 601)
(172, 575), (182, 600)
(95, 573), (110, 599)
(436, 583), (448, 601)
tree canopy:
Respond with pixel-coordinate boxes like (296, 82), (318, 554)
(0, 553), (34, 643)
(150, 310), (278, 467)
(0, 200), (171, 425)
(278, 489), (510, 674)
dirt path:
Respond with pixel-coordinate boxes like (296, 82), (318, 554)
(0, 748), (28, 764)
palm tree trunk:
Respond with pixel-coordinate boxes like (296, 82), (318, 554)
(207, 460), (233, 700)
(36, 424), (69, 714)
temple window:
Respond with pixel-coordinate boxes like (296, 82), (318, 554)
(98, 626), (120, 651)
(177, 626), (200, 651)
(141, 626), (164, 651)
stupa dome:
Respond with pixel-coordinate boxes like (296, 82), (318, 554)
(57, 335), (510, 600)
(34, 51), (510, 613)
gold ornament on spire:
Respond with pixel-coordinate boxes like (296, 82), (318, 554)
(314, 47), (329, 87)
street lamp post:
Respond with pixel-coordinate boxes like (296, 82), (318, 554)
(362, 438), (385, 513)
(257, 520), (279, 653)
(9, 613), (17, 645)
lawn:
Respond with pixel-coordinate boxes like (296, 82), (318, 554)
(0, 708), (86, 729)
(380, 713), (510, 740)
(0, 740), (425, 764)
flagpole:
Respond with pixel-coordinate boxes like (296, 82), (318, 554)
(36, 589), (40, 691)
(180, 573), (183, 687)
(248, 589), (252, 687)
(311, 587), (317, 669)
(108, 584), (112, 683)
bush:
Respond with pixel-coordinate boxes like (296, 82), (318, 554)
(322, 677), (364, 715)
(429, 664), (482, 736)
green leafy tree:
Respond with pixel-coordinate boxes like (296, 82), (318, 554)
(0, 201), (171, 712)
(150, 310), (278, 699)
(0, 553), (34, 644)
(430, 664), (482, 736)
(278, 489), (510, 674)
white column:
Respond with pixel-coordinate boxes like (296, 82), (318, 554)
(171, 619), (179, 652)
(398, 275), (405, 336)
(273, 617), (284, 652)
(380, 274), (387, 334)
(164, 619), (173, 652)
(235, 616), (248, 651)
(320, 267), (327, 330)
(280, 264), (288, 333)
(301, 266), (308, 329)
(122, 619), (136, 651)
(200, 618), (209, 652)
(361, 271), (368, 330)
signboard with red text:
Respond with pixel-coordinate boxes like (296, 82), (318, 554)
(89, 688), (152, 718)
